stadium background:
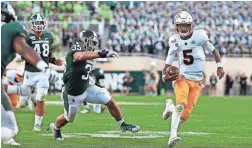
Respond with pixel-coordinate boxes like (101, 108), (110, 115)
(7, 1), (252, 96)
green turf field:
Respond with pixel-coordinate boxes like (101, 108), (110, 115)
(2, 96), (252, 148)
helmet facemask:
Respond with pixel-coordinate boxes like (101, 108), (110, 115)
(29, 13), (47, 32)
(176, 23), (193, 38)
(77, 35), (99, 52)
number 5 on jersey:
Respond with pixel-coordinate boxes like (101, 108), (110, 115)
(183, 49), (194, 65)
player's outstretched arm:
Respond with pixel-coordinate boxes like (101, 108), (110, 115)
(72, 50), (118, 62)
(73, 51), (100, 62)
(13, 36), (49, 71)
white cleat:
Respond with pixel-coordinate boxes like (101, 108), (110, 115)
(162, 99), (175, 120)
(33, 124), (41, 132)
(168, 137), (182, 148)
(3, 138), (21, 146)
(80, 108), (90, 114)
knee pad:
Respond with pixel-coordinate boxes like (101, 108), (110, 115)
(64, 106), (78, 123)
(36, 77), (49, 101)
(36, 87), (48, 101)
(100, 88), (111, 104)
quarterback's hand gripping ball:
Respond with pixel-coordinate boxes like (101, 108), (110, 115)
(163, 66), (179, 82)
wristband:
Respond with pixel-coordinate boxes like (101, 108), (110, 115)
(217, 62), (223, 68)
(36, 60), (48, 71)
(98, 50), (108, 58)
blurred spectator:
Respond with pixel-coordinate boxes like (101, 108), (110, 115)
(240, 73), (248, 96)
(224, 72), (233, 96)
(144, 71), (151, 95)
(121, 71), (134, 95)
(233, 73), (241, 96)
(210, 73), (218, 96)
(249, 75), (252, 96)
(145, 62), (160, 96)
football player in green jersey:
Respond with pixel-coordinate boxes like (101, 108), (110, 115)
(50, 30), (140, 140)
(1, 2), (51, 145)
(19, 13), (63, 132)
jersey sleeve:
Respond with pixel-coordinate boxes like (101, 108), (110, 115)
(202, 41), (215, 53)
(14, 22), (28, 41)
(197, 29), (209, 45)
(48, 32), (55, 49)
(67, 45), (81, 56)
(166, 35), (178, 65)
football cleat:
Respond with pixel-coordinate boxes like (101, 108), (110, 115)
(33, 124), (41, 132)
(50, 123), (64, 140)
(80, 108), (90, 114)
(120, 122), (140, 133)
(168, 137), (182, 148)
(162, 99), (175, 120)
(3, 138), (20, 146)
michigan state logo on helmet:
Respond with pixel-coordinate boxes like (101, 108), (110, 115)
(76, 30), (99, 51)
(29, 13), (47, 32)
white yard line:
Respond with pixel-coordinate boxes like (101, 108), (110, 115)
(39, 131), (214, 139)
(45, 101), (162, 106)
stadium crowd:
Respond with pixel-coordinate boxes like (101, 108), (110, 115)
(107, 1), (252, 56)
(10, 1), (252, 57)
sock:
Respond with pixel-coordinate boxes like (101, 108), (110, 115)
(170, 104), (184, 138)
(84, 102), (90, 110)
(117, 118), (125, 126)
(53, 124), (60, 130)
(1, 127), (15, 142)
(34, 115), (43, 126)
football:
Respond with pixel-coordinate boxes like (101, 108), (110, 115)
(166, 66), (179, 76)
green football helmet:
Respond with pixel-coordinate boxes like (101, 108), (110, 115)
(1, 2), (17, 23)
(29, 13), (47, 32)
(77, 30), (99, 51)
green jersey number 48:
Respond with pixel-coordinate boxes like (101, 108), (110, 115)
(34, 43), (49, 57)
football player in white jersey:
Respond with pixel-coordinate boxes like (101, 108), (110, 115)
(162, 11), (225, 147)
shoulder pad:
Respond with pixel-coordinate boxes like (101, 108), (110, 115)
(168, 34), (179, 47)
(194, 29), (209, 45)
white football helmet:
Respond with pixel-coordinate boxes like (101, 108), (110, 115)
(174, 11), (193, 38)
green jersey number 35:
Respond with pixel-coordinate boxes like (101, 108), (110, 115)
(82, 64), (92, 80)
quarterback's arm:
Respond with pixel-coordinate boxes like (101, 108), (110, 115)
(162, 42), (179, 82)
(203, 41), (225, 79)
(13, 36), (48, 71)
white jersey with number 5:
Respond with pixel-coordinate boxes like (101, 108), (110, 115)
(166, 29), (214, 81)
